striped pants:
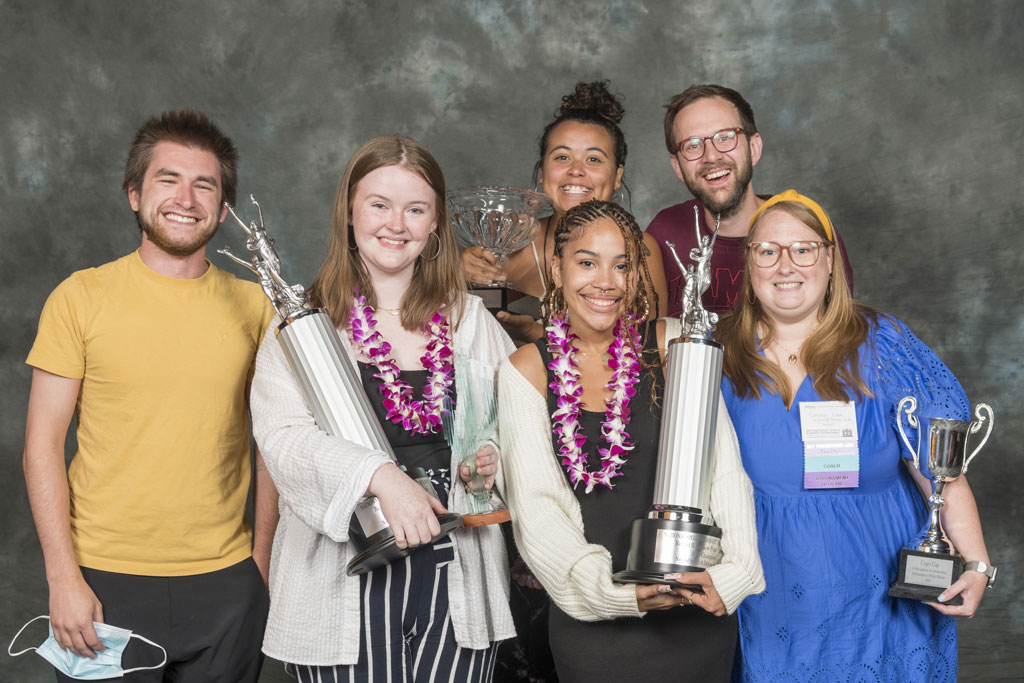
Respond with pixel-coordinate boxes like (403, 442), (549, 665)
(291, 470), (499, 683)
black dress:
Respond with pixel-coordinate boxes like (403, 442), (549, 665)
(535, 322), (738, 683)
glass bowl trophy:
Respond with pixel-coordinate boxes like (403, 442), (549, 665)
(614, 207), (725, 589)
(447, 186), (551, 312)
(888, 397), (994, 604)
(219, 197), (462, 577)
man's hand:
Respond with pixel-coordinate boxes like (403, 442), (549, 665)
(368, 464), (448, 549)
(462, 247), (506, 286)
(48, 573), (105, 657)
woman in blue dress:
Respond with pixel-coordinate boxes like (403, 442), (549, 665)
(716, 190), (993, 682)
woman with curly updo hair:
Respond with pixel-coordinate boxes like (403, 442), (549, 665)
(497, 200), (763, 682)
(462, 81), (668, 345)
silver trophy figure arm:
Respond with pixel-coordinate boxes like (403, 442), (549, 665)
(218, 196), (309, 319)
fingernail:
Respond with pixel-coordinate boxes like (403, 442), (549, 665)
(937, 593), (947, 603)
(657, 584), (674, 593)
(663, 573), (682, 581)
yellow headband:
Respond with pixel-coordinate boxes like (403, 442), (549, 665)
(747, 189), (835, 241)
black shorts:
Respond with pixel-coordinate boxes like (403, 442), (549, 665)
(56, 557), (269, 683)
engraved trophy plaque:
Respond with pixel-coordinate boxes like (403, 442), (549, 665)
(447, 186), (551, 311)
(219, 196), (462, 577)
(888, 397), (994, 604)
(614, 207), (724, 589)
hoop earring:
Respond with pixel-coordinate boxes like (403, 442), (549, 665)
(421, 231), (441, 261)
(611, 186), (626, 207)
(745, 285), (757, 307)
(824, 273), (833, 306)
(631, 290), (650, 323)
(550, 287), (568, 319)
(348, 227), (358, 251)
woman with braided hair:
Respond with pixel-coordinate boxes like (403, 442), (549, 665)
(498, 200), (763, 682)
(462, 81), (668, 345)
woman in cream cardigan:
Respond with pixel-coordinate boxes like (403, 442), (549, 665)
(498, 200), (763, 682)
(252, 135), (514, 681)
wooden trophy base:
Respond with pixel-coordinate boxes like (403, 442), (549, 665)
(461, 508), (511, 528)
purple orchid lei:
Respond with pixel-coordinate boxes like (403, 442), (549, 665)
(546, 313), (642, 493)
(348, 290), (453, 434)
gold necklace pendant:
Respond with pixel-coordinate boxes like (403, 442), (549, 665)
(788, 353), (798, 364)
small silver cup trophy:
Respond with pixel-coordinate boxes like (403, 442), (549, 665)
(219, 197), (462, 577)
(447, 186), (551, 311)
(614, 207), (724, 588)
(888, 397), (994, 604)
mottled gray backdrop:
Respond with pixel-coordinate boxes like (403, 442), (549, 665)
(2, 1), (1021, 681)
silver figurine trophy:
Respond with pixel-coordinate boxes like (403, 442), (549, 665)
(219, 196), (462, 576)
(614, 207), (725, 588)
(888, 396), (994, 604)
(447, 186), (551, 311)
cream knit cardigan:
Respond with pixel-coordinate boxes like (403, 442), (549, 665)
(251, 295), (516, 666)
(497, 317), (764, 620)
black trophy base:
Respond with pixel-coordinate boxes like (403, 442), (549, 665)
(470, 283), (512, 314)
(612, 514), (723, 590)
(888, 548), (963, 606)
(347, 512), (463, 576)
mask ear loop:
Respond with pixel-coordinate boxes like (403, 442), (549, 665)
(7, 615), (50, 657)
(120, 632), (168, 674)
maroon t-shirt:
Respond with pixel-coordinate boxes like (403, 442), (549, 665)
(646, 197), (855, 317)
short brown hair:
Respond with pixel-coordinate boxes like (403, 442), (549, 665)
(122, 109), (239, 207)
(663, 84), (758, 154)
(307, 135), (465, 332)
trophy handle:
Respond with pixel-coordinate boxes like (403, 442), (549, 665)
(895, 396), (920, 472)
(963, 403), (994, 474)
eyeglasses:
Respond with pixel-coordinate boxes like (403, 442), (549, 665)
(748, 241), (828, 268)
(675, 127), (748, 161)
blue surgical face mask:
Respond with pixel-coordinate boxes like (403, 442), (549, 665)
(8, 615), (167, 680)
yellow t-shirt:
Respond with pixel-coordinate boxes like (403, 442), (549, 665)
(26, 251), (275, 576)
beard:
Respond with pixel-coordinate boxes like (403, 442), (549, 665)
(136, 211), (218, 258)
(683, 147), (755, 219)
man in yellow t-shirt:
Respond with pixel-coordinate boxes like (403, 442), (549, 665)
(23, 109), (276, 682)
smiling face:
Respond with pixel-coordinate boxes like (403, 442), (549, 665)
(669, 96), (762, 218)
(350, 164), (439, 284)
(552, 217), (633, 337)
(128, 141), (227, 258)
(748, 208), (834, 327)
(540, 121), (624, 216)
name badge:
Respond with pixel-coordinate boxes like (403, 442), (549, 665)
(799, 401), (859, 489)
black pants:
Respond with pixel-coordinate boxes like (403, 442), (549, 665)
(56, 558), (269, 683)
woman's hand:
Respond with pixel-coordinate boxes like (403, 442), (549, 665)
(665, 572), (728, 616)
(367, 464), (448, 549)
(495, 311), (544, 344)
(459, 443), (498, 491)
(462, 247), (506, 286)
(636, 583), (686, 612)
(929, 570), (989, 618)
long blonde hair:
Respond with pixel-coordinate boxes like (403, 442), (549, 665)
(717, 201), (878, 405)
(307, 135), (465, 331)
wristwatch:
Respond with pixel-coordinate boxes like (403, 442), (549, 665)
(963, 560), (997, 588)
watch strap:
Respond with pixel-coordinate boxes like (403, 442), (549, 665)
(963, 560), (997, 587)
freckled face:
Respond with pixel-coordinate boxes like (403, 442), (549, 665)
(748, 209), (833, 326)
(540, 121), (623, 216)
(350, 164), (439, 282)
(553, 217), (633, 336)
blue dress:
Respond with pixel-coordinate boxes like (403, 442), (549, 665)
(724, 316), (969, 683)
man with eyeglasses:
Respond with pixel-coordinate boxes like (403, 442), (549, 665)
(647, 84), (853, 316)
